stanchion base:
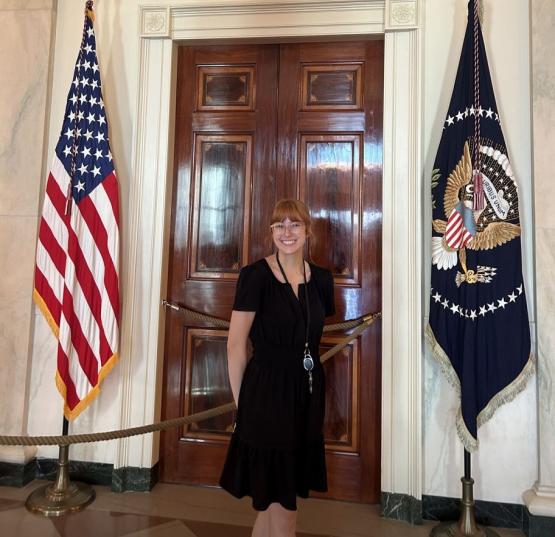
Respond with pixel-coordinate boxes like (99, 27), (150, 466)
(25, 481), (95, 517)
(430, 521), (502, 537)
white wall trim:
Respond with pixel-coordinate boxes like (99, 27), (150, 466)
(524, 484), (555, 518)
(115, 36), (175, 469)
(118, 0), (423, 500)
(382, 24), (423, 498)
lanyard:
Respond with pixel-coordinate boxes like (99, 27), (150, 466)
(275, 251), (315, 393)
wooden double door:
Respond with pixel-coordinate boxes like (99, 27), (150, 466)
(161, 40), (383, 504)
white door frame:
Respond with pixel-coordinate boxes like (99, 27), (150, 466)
(116, 0), (424, 502)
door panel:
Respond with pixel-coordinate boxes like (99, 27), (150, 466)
(161, 40), (383, 504)
(184, 329), (231, 438)
(299, 134), (361, 283)
(321, 336), (360, 453)
(278, 41), (383, 502)
(196, 65), (256, 111)
(190, 135), (253, 277)
(161, 44), (279, 484)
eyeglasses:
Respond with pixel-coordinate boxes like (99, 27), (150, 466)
(270, 221), (305, 234)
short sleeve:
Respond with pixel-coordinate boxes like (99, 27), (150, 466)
(232, 264), (264, 312)
(323, 269), (336, 317)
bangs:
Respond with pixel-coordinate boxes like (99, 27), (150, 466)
(270, 199), (311, 226)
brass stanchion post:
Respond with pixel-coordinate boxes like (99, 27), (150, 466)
(26, 415), (95, 516)
(430, 451), (500, 537)
(25, 443), (95, 516)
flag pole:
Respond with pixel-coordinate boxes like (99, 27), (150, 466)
(25, 1), (100, 516)
(464, 448), (471, 480)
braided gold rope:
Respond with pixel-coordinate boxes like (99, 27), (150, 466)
(0, 313), (380, 447)
(163, 301), (370, 332)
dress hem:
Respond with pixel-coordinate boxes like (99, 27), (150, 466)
(218, 481), (328, 512)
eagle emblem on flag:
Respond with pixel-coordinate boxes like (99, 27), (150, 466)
(432, 141), (521, 285)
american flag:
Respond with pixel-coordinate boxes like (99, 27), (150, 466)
(33, 4), (120, 420)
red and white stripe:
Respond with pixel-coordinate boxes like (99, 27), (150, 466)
(445, 208), (473, 250)
(34, 154), (119, 419)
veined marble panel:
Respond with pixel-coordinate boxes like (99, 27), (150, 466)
(535, 236), (555, 485)
(532, 105), (555, 230)
(0, 216), (38, 435)
(26, 311), (59, 460)
(423, 346), (461, 499)
(527, 0), (555, 520)
(532, 0), (555, 230)
(535, 229), (555, 316)
(0, 0), (53, 10)
(0, 8), (52, 217)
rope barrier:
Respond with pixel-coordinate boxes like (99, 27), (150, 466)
(162, 300), (374, 332)
(0, 310), (380, 447)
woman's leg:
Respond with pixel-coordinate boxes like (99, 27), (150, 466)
(268, 502), (297, 537)
(252, 509), (271, 537)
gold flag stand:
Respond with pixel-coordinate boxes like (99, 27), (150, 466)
(430, 452), (500, 537)
(25, 444), (95, 517)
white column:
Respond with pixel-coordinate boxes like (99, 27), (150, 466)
(382, 12), (423, 499)
(114, 29), (176, 469)
(523, 0), (555, 519)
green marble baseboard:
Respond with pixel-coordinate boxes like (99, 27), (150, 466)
(423, 494), (524, 529)
(381, 492), (423, 524)
(0, 458), (159, 492)
(36, 458), (113, 486)
(423, 494), (555, 535)
(0, 460), (35, 487)
(381, 490), (555, 534)
(524, 507), (555, 537)
(111, 464), (159, 492)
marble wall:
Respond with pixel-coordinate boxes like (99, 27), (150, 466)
(523, 0), (555, 519)
(423, 0), (537, 504)
(0, 0), (55, 464)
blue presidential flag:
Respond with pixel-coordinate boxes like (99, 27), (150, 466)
(426, 0), (533, 451)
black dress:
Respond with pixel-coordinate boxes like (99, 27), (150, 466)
(219, 258), (335, 511)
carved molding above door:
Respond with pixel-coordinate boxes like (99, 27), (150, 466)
(140, 1), (421, 39)
(385, 0), (419, 29)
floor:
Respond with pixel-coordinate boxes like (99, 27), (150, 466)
(0, 480), (525, 537)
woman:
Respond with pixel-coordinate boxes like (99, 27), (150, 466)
(219, 199), (335, 537)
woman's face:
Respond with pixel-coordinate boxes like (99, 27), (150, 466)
(271, 217), (307, 256)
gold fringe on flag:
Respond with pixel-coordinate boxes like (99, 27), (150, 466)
(425, 324), (535, 452)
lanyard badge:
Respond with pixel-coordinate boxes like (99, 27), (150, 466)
(276, 251), (314, 394)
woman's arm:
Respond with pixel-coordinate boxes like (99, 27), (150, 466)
(226, 310), (256, 406)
